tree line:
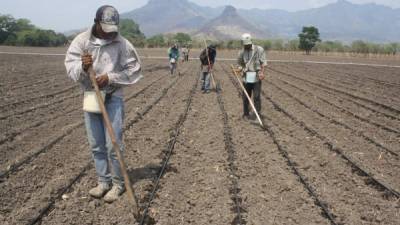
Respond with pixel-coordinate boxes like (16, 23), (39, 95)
(0, 15), (67, 47)
(1, 14), (399, 55)
(141, 28), (400, 56)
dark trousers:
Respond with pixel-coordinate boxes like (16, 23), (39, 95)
(243, 81), (262, 116)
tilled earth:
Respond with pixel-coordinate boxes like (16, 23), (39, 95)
(0, 47), (399, 225)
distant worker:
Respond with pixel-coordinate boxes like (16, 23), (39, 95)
(186, 46), (190, 61)
(65, 5), (142, 203)
(237, 33), (267, 120)
(168, 44), (180, 75)
(199, 44), (217, 93)
(181, 45), (189, 62)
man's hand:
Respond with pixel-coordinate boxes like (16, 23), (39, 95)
(96, 74), (109, 88)
(235, 66), (243, 75)
(259, 69), (265, 80)
(81, 52), (93, 72)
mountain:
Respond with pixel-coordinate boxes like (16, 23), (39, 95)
(239, 0), (400, 42)
(194, 6), (269, 40)
(122, 0), (400, 42)
(121, 0), (222, 36)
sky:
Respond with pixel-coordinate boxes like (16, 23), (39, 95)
(1, 0), (399, 32)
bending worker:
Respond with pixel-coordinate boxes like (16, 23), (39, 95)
(65, 5), (142, 203)
(237, 33), (267, 120)
(199, 44), (217, 93)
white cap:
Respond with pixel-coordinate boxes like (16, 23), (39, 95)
(241, 33), (252, 45)
(95, 5), (119, 33)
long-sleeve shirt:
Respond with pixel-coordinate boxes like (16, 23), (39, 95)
(168, 47), (180, 60)
(200, 48), (217, 66)
(65, 27), (143, 98)
(237, 44), (267, 73)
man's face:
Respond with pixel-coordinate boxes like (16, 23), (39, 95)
(95, 23), (117, 40)
(244, 44), (252, 50)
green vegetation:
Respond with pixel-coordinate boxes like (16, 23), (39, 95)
(142, 34), (400, 56)
(173, 33), (191, 46)
(146, 34), (165, 48)
(298, 26), (321, 55)
(0, 14), (66, 46)
(119, 18), (146, 47)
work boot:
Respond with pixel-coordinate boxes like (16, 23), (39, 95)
(104, 185), (125, 203)
(89, 183), (111, 198)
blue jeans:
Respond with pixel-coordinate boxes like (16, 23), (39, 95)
(84, 95), (125, 186)
(202, 72), (210, 90)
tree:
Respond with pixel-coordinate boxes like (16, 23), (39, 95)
(383, 43), (399, 55)
(146, 34), (165, 48)
(285, 39), (299, 51)
(272, 39), (284, 51)
(15, 18), (35, 32)
(351, 40), (368, 54)
(0, 14), (66, 46)
(298, 26), (321, 55)
(0, 15), (17, 43)
(254, 39), (272, 50)
(224, 40), (241, 49)
(119, 18), (146, 47)
(173, 32), (191, 46)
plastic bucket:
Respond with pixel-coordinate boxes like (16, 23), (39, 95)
(83, 91), (106, 113)
(245, 72), (257, 83)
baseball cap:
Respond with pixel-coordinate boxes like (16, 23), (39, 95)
(95, 5), (119, 33)
(241, 33), (252, 45)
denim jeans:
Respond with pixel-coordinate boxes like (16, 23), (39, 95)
(243, 81), (262, 116)
(84, 95), (125, 187)
(202, 72), (211, 90)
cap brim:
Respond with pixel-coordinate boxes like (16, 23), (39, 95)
(101, 23), (118, 33)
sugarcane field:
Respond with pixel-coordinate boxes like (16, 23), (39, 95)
(2, 1), (400, 225)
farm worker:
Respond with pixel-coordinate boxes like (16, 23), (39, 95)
(199, 44), (217, 93)
(65, 5), (142, 203)
(237, 33), (267, 120)
(181, 45), (189, 62)
(168, 44), (180, 75)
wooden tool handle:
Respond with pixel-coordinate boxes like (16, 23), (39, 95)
(87, 66), (140, 218)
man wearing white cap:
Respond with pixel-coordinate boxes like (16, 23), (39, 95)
(237, 33), (267, 120)
(65, 5), (142, 203)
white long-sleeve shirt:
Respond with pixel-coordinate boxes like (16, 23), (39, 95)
(65, 27), (143, 98)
